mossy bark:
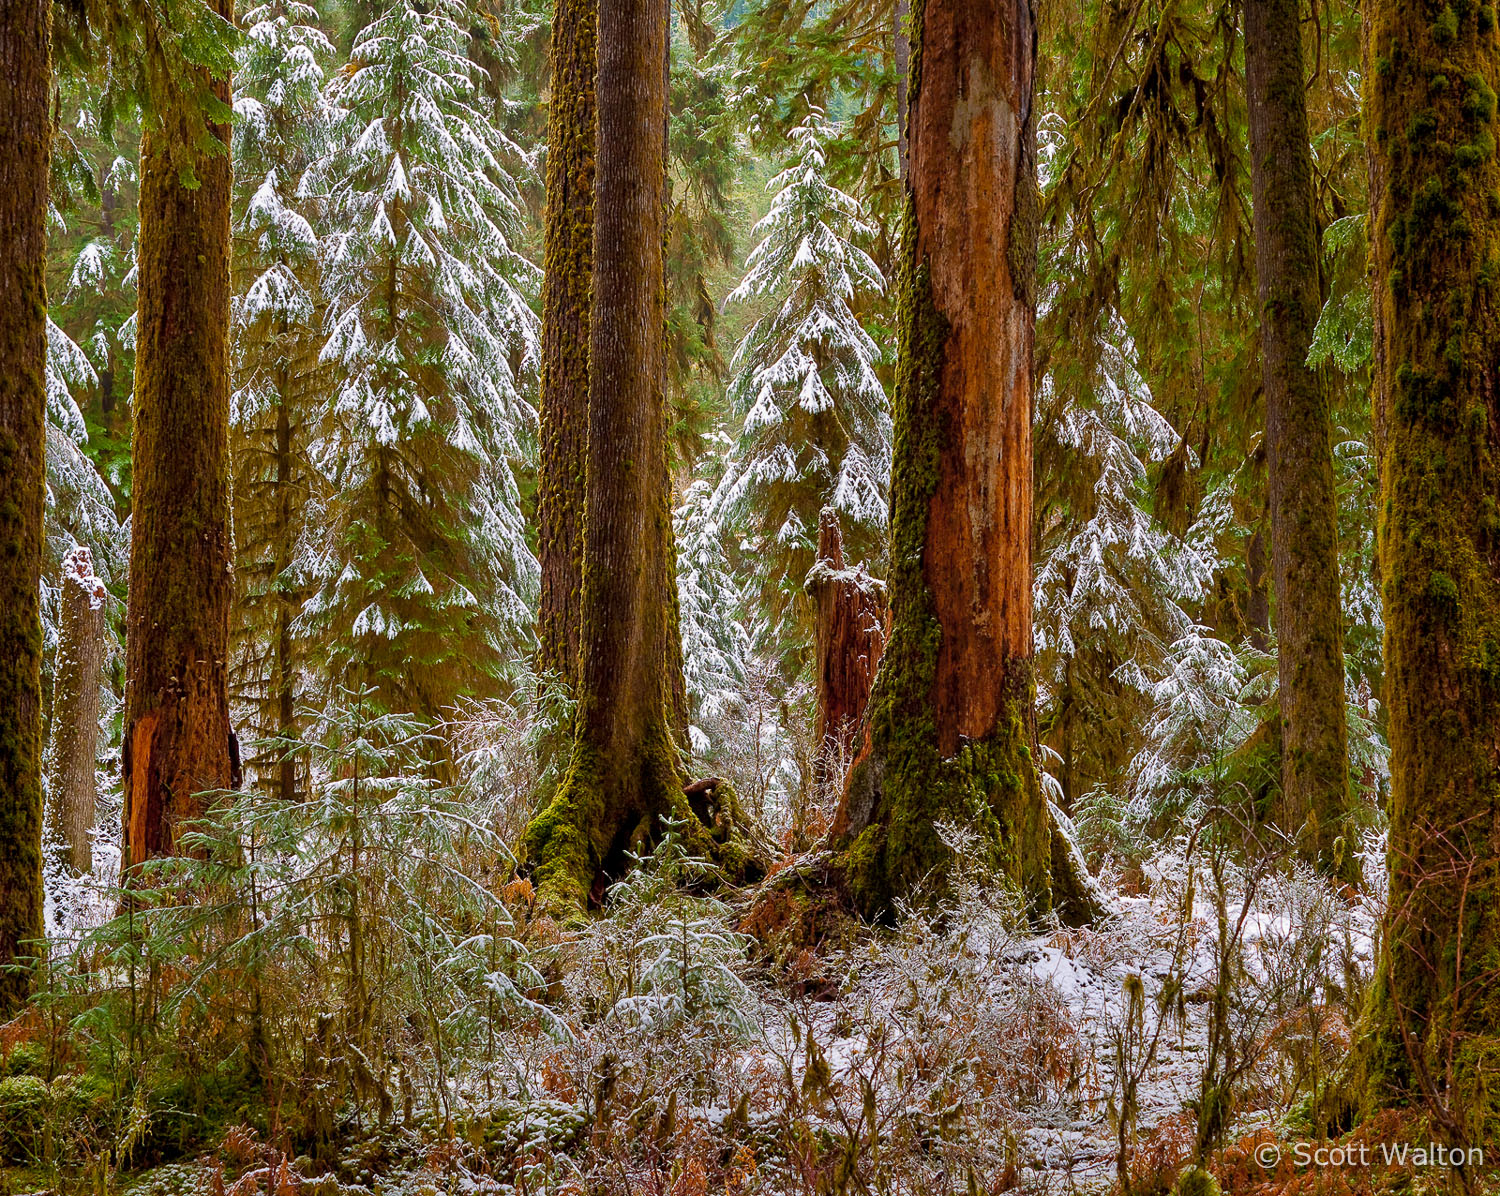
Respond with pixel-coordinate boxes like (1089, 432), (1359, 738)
(1244, 0), (1354, 880)
(834, 0), (1053, 921)
(535, 0), (595, 692)
(123, 8), (235, 866)
(0, 0), (50, 1013)
(1359, 0), (1500, 1142)
(45, 548), (106, 875)
(521, 0), (723, 916)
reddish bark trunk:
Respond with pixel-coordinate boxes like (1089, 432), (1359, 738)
(807, 509), (888, 797)
(123, 2), (235, 866)
(836, 0), (1052, 918)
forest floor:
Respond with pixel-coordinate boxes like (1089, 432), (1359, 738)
(7, 837), (1464, 1196)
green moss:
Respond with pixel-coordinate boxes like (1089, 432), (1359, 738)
(1171, 1166), (1221, 1196)
(836, 190), (1050, 920)
(521, 741), (604, 919)
(0, 1075), (46, 1162)
(1362, 0), (1500, 1132)
(832, 0), (1052, 921)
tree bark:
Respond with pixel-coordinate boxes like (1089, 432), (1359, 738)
(535, 0), (595, 692)
(807, 509), (888, 797)
(894, 0), (910, 182)
(1359, 1), (1500, 1136)
(124, 8), (235, 866)
(522, 0), (753, 915)
(273, 400), (299, 802)
(836, 0), (1052, 919)
(46, 547), (105, 875)
(0, 0), (50, 1013)
(1244, 0), (1354, 879)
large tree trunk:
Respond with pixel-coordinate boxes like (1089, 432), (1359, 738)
(0, 0), (50, 1013)
(124, 10), (235, 866)
(1243, 0), (1354, 880)
(46, 548), (106, 875)
(535, 0), (595, 693)
(1359, 3), (1500, 1139)
(522, 0), (751, 915)
(835, 0), (1052, 919)
(807, 509), (887, 797)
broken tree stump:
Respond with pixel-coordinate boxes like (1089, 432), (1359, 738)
(805, 509), (888, 797)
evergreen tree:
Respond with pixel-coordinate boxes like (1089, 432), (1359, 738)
(122, 0), (241, 867)
(523, 0), (761, 917)
(835, 0), (1081, 921)
(676, 467), (752, 758)
(229, 0), (334, 797)
(1360, 0), (1500, 1135)
(716, 110), (889, 644)
(1244, 0), (1352, 878)
(731, 0), (903, 262)
(303, 0), (541, 720)
(1033, 336), (1213, 807)
(52, 111), (140, 499)
(535, 0), (594, 693)
(665, 7), (742, 464)
(0, 0), (53, 1011)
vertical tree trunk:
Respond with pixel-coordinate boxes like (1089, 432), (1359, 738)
(0, 0), (50, 1012)
(1244, 520), (1270, 652)
(1244, 0), (1354, 879)
(836, 0), (1052, 918)
(894, 0), (910, 182)
(124, 11), (235, 866)
(1360, 1), (1500, 1138)
(522, 0), (697, 914)
(808, 509), (888, 797)
(273, 398), (299, 802)
(46, 547), (105, 875)
(535, 0), (595, 692)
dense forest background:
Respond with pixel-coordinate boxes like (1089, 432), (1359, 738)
(30, 0), (1384, 888)
(1, 0), (1498, 1192)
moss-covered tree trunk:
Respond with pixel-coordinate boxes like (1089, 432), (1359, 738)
(535, 0), (595, 692)
(1359, 0), (1500, 1142)
(835, 0), (1052, 919)
(0, 0), (50, 1013)
(1243, 0), (1354, 879)
(123, 7), (235, 866)
(522, 0), (729, 915)
(46, 548), (106, 875)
